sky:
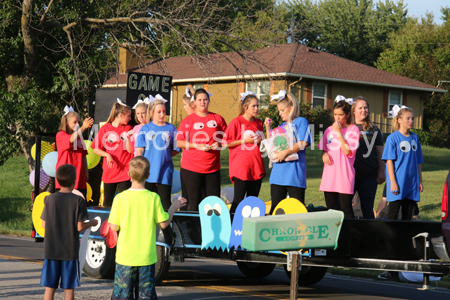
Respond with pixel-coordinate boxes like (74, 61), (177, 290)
(401, 0), (445, 24)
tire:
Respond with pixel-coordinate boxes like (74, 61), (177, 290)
(83, 239), (116, 279)
(236, 262), (276, 278)
(155, 245), (170, 285)
(284, 265), (327, 286)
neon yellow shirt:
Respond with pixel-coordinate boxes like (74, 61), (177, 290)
(109, 189), (169, 266)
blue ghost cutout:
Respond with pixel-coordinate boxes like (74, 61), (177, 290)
(229, 196), (266, 249)
(199, 196), (231, 251)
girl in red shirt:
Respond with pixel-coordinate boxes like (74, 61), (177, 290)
(225, 92), (265, 214)
(176, 89), (227, 211)
(56, 106), (94, 198)
(91, 99), (134, 206)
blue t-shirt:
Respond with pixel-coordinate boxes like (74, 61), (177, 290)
(269, 117), (311, 188)
(382, 131), (424, 202)
(136, 122), (180, 185)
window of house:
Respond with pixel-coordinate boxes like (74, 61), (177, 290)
(193, 83), (205, 90)
(312, 83), (327, 108)
(388, 91), (402, 116)
(247, 80), (270, 106)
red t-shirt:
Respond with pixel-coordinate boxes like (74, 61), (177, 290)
(90, 123), (133, 183)
(55, 131), (88, 189)
(176, 112), (227, 173)
(225, 116), (266, 183)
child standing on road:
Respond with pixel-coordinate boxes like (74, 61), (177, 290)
(109, 156), (186, 300)
(91, 99), (134, 206)
(264, 90), (311, 214)
(55, 106), (94, 198)
(382, 105), (423, 220)
(136, 96), (181, 210)
(318, 96), (360, 219)
(225, 91), (265, 214)
(40, 164), (98, 300)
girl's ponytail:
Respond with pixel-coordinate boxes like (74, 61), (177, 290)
(107, 101), (130, 123)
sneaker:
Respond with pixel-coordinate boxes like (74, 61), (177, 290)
(378, 273), (388, 280)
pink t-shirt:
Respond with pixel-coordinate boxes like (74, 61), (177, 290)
(132, 124), (144, 156)
(318, 125), (360, 194)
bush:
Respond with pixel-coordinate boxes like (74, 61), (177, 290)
(411, 129), (450, 148)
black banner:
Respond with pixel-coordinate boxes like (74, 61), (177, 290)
(126, 72), (172, 115)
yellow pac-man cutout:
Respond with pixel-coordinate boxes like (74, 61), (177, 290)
(272, 198), (308, 216)
(31, 142), (52, 162)
(86, 183), (93, 202)
(32, 192), (50, 237)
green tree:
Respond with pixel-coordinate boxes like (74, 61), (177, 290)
(0, 0), (287, 168)
(284, 0), (408, 66)
(376, 13), (450, 134)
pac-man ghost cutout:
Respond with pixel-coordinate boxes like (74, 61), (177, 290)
(229, 196), (266, 249)
(272, 198), (308, 216)
(199, 196), (231, 251)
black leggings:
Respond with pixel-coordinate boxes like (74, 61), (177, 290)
(324, 192), (354, 219)
(230, 178), (262, 214)
(387, 199), (416, 220)
(103, 181), (131, 206)
(181, 168), (221, 211)
(270, 184), (305, 215)
(145, 182), (172, 211)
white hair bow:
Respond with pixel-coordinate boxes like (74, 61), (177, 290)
(154, 94), (168, 104)
(335, 95), (355, 105)
(240, 91), (256, 101)
(389, 105), (409, 117)
(63, 105), (74, 116)
(132, 100), (145, 109)
(271, 90), (287, 102)
(116, 98), (127, 106)
(185, 86), (191, 98)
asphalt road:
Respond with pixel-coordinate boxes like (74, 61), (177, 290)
(1, 234), (450, 300)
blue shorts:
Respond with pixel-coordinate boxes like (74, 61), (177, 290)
(112, 263), (157, 300)
(40, 259), (80, 289)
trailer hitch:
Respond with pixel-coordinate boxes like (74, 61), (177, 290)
(412, 232), (433, 290)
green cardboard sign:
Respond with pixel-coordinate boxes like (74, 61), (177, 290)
(241, 210), (344, 251)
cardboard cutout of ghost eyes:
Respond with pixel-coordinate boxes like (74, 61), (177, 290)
(199, 196), (231, 252)
(272, 198), (308, 216)
(229, 196), (266, 249)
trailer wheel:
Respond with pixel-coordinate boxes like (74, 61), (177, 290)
(83, 239), (116, 279)
(284, 265), (327, 286)
(236, 262), (276, 278)
(155, 245), (170, 285)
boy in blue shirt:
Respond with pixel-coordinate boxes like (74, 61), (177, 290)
(109, 156), (186, 299)
(40, 164), (98, 300)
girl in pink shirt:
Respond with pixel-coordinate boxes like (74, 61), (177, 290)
(131, 99), (149, 156)
(318, 96), (360, 218)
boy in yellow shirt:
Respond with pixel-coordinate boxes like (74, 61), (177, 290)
(109, 156), (186, 299)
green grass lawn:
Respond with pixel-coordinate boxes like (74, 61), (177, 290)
(1, 144), (449, 236)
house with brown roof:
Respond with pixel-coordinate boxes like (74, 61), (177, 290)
(99, 43), (446, 132)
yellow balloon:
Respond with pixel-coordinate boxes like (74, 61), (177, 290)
(86, 182), (93, 202)
(32, 192), (50, 237)
(84, 140), (101, 169)
(31, 142), (52, 162)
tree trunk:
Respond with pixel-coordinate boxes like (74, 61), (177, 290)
(20, 133), (35, 173)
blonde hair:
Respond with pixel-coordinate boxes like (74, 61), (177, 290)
(129, 156), (150, 182)
(392, 107), (414, 131)
(239, 94), (259, 115)
(134, 102), (148, 123)
(352, 96), (373, 131)
(146, 100), (166, 123)
(182, 85), (196, 103)
(59, 111), (80, 133)
(106, 102), (131, 123)
(276, 92), (300, 123)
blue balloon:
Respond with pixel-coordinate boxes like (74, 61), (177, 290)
(42, 151), (58, 177)
(171, 169), (181, 194)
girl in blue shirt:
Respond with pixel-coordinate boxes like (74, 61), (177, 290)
(264, 90), (311, 214)
(136, 96), (181, 210)
(382, 105), (423, 220)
